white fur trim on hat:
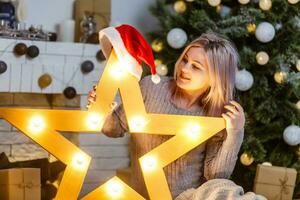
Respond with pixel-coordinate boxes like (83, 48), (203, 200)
(99, 27), (143, 80)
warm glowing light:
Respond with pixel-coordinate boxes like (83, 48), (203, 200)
(28, 115), (45, 133)
(259, 0), (272, 11)
(106, 179), (124, 198)
(130, 116), (147, 132)
(141, 156), (157, 172)
(110, 62), (125, 79)
(185, 123), (201, 140)
(72, 153), (88, 170)
(86, 113), (103, 130)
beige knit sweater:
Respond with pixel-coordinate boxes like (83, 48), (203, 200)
(101, 76), (244, 199)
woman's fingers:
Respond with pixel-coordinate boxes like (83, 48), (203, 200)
(224, 105), (239, 114)
(88, 90), (97, 103)
(229, 100), (244, 113)
(226, 111), (235, 119)
(221, 113), (230, 121)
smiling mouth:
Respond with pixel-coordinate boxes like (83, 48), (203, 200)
(179, 73), (191, 81)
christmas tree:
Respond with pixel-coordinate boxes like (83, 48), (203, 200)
(148, 0), (300, 197)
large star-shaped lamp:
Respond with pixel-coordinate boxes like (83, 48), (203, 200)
(0, 50), (225, 200)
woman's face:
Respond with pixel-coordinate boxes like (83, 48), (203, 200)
(176, 47), (210, 92)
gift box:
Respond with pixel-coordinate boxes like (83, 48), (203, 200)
(0, 168), (41, 200)
(253, 164), (297, 200)
(74, 0), (111, 42)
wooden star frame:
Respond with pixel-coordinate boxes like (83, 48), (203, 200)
(0, 50), (225, 200)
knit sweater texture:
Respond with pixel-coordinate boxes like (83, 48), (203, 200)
(101, 76), (244, 199)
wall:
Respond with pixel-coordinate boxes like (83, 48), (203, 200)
(24, 0), (159, 35)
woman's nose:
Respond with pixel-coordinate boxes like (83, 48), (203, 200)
(182, 62), (192, 72)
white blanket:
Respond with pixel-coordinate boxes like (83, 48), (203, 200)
(175, 179), (267, 200)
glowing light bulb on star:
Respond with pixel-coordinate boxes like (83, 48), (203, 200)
(141, 155), (157, 172)
(130, 116), (147, 132)
(110, 62), (125, 79)
(72, 152), (88, 170)
(28, 115), (45, 133)
(86, 112), (103, 130)
(186, 123), (201, 140)
(106, 179), (124, 198)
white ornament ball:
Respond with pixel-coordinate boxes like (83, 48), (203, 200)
(239, 0), (250, 4)
(208, 0), (221, 7)
(296, 100), (300, 110)
(288, 0), (299, 4)
(167, 28), (188, 49)
(220, 5), (231, 18)
(296, 59), (300, 71)
(256, 51), (269, 65)
(259, 0), (272, 10)
(283, 125), (300, 146)
(255, 22), (275, 43)
(235, 69), (254, 91)
(156, 64), (168, 76)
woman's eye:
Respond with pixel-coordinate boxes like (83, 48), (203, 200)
(193, 65), (201, 70)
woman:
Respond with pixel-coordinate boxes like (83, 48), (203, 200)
(88, 32), (245, 199)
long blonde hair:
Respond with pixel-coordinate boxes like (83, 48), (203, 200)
(173, 32), (240, 117)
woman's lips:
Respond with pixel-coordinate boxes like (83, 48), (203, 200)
(179, 73), (191, 81)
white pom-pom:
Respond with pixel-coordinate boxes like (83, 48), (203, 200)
(151, 74), (161, 84)
(283, 125), (300, 146)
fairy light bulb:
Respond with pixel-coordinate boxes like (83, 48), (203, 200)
(86, 113), (103, 130)
(106, 179), (123, 198)
(130, 116), (147, 132)
(28, 115), (45, 133)
(186, 123), (201, 140)
(141, 156), (157, 172)
(110, 62), (125, 79)
(72, 153), (88, 170)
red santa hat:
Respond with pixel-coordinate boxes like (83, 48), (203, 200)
(99, 24), (160, 84)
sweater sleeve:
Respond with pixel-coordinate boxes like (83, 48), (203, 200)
(101, 76), (150, 138)
(203, 128), (244, 180)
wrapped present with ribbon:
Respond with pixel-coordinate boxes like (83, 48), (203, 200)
(253, 164), (297, 200)
(0, 168), (41, 200)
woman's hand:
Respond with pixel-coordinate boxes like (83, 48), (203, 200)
(86, 85), (97, 108)
(221, 100), (245, 131)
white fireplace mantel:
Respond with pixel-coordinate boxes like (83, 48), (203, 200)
(0, 38), (104, 95)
